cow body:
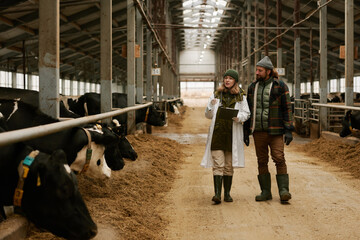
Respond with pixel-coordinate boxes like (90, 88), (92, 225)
(340, 110), (360, 137)
(0, 87), (80, 118)
(68, 92), (165, 127)
(0, 120), (97, 239)
(0, 99), (118, 178)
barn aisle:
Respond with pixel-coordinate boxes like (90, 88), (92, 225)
(153, 105), (360, 240)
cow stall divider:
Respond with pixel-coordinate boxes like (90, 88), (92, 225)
(293, 98), (320, 137)
(312, 103), (360, 133)
(153, 98), (182, 127)
(0, 102), (152, 147)
(293, 99), (360, 137)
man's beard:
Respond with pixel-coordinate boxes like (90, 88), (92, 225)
(256, 75), (265, 81)
(256, 73), (268, 81)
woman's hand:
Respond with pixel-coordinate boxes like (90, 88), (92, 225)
(232, 117), (243, 124)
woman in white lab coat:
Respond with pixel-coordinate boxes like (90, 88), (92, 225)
(201, 69), (250, 204)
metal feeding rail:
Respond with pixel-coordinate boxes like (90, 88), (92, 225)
(0, 102), (152, 147)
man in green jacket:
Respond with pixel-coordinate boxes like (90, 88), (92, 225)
(244, 56), (294, 203)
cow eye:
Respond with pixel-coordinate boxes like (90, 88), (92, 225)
(97, 159), (101, 166)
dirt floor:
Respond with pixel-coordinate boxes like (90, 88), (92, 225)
(26, 103), (360, 240)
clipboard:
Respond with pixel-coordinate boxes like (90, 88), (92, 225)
(217, 107), (239, 120)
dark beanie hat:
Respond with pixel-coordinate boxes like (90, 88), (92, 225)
(223, 69), (239, 82)
(256, 56), (274, 70)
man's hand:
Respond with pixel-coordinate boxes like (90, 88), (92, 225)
(284, 130), (293, 145)
(244, 131), (250, 146)
(211, 99), (217, 105)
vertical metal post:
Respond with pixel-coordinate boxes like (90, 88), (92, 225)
(153, 48), (158, 101)
(241, 8), (245, 87)
(254, 0), (259, 83)
(22, 40), (26, 89)
(345, 0), (354, 106)
(100, 0), (112, 124)
(136, 8), (144, 104)
(146, 30), (152, 101)
(127, 0), (136, 133)
(12, 71), (16, 88)
(293, 0), (301, 100)
(264, 0), (269, 56)
(39, 0), (60, 118)
(310, 28), (313, 98)
(246, 0), (251, 90)
(319, 0), (328, 130)
(276, 0), (283, 82)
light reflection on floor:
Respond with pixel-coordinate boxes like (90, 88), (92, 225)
(152, 133), (208, 144)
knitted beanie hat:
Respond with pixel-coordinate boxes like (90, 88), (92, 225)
(223, 69), (239, 82)
(256, 56), (274, 70)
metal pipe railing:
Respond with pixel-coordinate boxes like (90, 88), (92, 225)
(0, 102), (152, 147)
(312, 103), (360, 111)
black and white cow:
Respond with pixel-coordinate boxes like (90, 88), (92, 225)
(0, 99), (121, 178)
(67, 92), (165, 128)
(0, 119), (97, 239)
(0, 87), (133, 164)
(0, 87), (80, 118)
(340, 110), (360, 137)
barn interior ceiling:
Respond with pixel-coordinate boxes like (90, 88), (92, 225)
(0, 0), (359, 84)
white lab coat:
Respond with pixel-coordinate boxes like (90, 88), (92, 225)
(201, 93), (251, 168)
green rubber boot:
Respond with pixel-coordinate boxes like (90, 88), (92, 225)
(212, 175), (222, 204)
(276, 174), (292, 202)
(223, 176), (233, 202)
(255, 173), (272, 201)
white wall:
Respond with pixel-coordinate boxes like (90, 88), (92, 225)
(179, 48), (215, 74)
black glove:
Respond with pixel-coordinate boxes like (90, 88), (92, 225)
(284, 130), (293, 145)
(244, 131), (250, 146)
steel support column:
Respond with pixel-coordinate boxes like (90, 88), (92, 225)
(294, 0), (301, 100)
(39, 0), (60, 118)
(246, 0), (251, 90)
(254, 0), (259, 83)
(276, 0), (283, 82)
(136, 8), (144, 104)
(127, 0), (136, 133)
(100, 0), (112, 124)
(345, 0), (354, 106)
(319, 0), (328, 130)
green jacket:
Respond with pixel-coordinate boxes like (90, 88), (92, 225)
(244, 77), (294, 135)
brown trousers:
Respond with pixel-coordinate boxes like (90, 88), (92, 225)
(253, 131), (287, 175)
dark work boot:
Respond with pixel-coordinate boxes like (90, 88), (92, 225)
(276, 174), (292, 203)
(255, 173), (272, 201)
(212, 175), (222, 204)
(223, 175), (233, 202)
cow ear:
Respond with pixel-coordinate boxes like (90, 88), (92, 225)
(51, 149), (68, 165)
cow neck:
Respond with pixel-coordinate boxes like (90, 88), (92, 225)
(144, 107), (150, 123)
(80, 128), (92, 174)
(14, 150), (40, 208)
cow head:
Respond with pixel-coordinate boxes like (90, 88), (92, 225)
(22, 149), (97, 239)
(146, 106), (166, 126)
(340, 110), (355, 137)
(107, 119), (137, 164)
(118, 135), (138, 161)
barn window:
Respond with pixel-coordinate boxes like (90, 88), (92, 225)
(313, 81), (319, 93)
(0, 71), (11, 87)
(300, 82), (306, 94)
(354, 76), (360, 92)
(329, 79), (337, 93)
(340, 78), (345, 92)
